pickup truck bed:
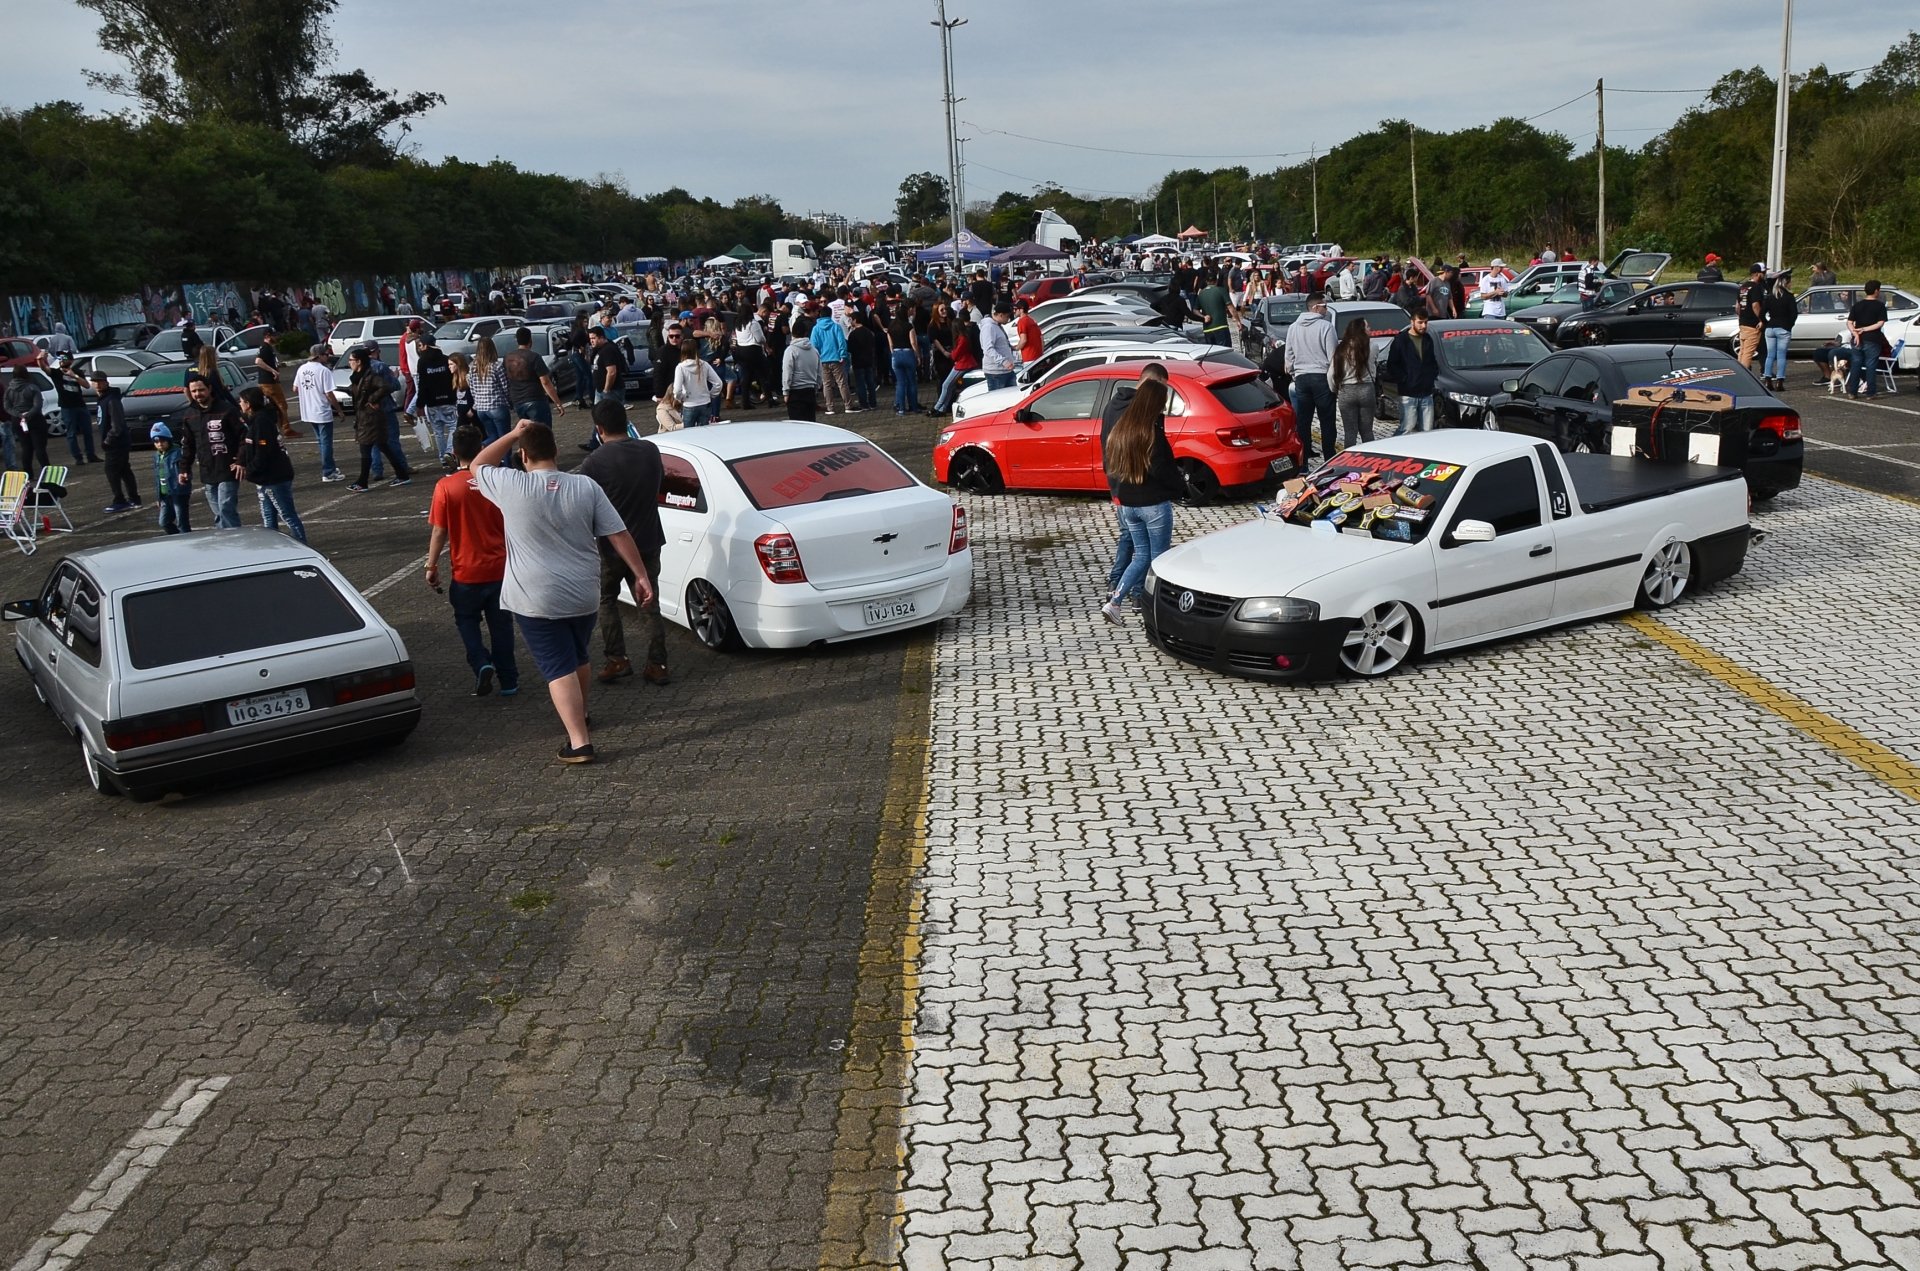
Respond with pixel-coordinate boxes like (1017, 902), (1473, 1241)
(1563, 454), (1743, 514)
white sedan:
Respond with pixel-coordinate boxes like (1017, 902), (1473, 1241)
(625, 422), (973, 650)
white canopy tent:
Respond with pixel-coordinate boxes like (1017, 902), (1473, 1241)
(703, 252), (744, 268)
(1132, 233), (1179, 247)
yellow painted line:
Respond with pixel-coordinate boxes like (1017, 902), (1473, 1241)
(1624, 610), (1920, 803)
(818, 633), (933, 1271)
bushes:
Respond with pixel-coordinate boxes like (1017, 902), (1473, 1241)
(273, 329), (312, 359)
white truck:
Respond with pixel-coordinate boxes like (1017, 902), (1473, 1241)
(770, 238), (820, 282)
(1032, 208), (1083, 266)
(1142, 430), (1752, 680)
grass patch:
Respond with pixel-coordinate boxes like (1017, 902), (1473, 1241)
(716, 829), (738, 846)
(507, 887), (556, 914)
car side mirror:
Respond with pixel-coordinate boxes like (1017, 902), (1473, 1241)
(1501, 378), (1522, 394)
(1626, 301), (1642, 312)
(2, 599), (38, 621)
(1451, 519), (1497, 544)
(1014, 408), (1037, 423)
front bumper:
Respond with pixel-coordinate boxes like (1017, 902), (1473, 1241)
(1142, 589), (1352, 681)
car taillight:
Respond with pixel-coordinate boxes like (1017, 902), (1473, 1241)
(333, 662), (416, 705)
(103, 707), (207, 752)
(1215, 426), (1254, 447)
(755, 532), (808, 583)
(1756, 412), (1801, 441)
(949, 503), (969, 554)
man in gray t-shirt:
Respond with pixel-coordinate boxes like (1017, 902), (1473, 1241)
(472, 419), (654, 765)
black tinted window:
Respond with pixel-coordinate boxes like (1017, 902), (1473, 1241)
(1518, 358), (1568, 397)
(1558, 358), (1603, 404)
(1449, 456), (1541, 539)
(1210, 377), (1281, 414)
(123, 567), (366, 669)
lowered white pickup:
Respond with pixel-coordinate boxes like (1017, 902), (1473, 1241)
(1142, 430), (1750, 679)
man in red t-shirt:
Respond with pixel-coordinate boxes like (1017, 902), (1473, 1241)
(1014, 302), (1044, 364)
(425, 425), (519, 695)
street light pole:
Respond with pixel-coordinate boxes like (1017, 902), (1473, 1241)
(1310, 148), (1319, 240)
(1409, 125), (1421, 260)
(1766, 0), (1794, 270)
(933, 1), (968, 272)
(1596, 79), (1606, 261)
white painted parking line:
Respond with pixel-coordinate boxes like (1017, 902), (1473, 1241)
(1804, 437), (1920, 471)
(8, 1075), (231, 1271)
(1830, 394), (1920, 417)
(361, 555), (429, 598)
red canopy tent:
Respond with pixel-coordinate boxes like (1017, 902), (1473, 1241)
(1178, 225), (1207, 239)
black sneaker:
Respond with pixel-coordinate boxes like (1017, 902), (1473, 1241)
(347, 483), (369, 492)
(472, 665), (495, 697)
(388, 476), (412, 487)
(556, 742), (596, 764)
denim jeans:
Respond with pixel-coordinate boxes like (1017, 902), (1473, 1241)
(570, 353), (592, 402)
(682, 401), (714, 427)
(891, 350), (921, 412)
(1761, 328), (1791, 381)
(1398, 393), (1436, 434)
(312, 418), (339, 474)
(159, 489), (192, 534)
(449, 579), (519, 690)
(61, 407), (97, 462)
(476, 406), (510, 442)
(256, 480), (306, 542)
(203, 479), (241, 528)
(983, 370), (1017, 391)
(1293, 372), (1335, 460)
(422, 404), (458, 456)
(852, 363), (878, 408)
(933, 367), (965, 413)
(1105, 504), (1132, 593)
(371, 408), (403, 479)
(1111, 502), (1174, 603)
(512, 399), (553, 426)
(1847, 343), (1880, 396)
(0, 424), (13, 471)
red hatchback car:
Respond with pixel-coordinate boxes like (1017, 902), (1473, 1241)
(932, 360), (1302, 500)
(1016, 275), (1079, 305)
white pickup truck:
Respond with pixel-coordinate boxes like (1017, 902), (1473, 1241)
(1142, 430), (1751, 680)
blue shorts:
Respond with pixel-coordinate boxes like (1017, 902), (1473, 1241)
(515, 612), (596, 682)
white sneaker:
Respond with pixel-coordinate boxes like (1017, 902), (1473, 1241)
(1100, 601), (1127, 626)
(823, 410), (835, 416)
(321, 471), (346, 482)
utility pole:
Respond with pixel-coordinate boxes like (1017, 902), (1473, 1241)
(1176, 188), (1183, 232)
(1310, 148), (1319, 239)
(1248, 196), (1257, 245)
(1211, 178), (1218, 243)
(1766, 0), (1793, 270)
(1596, 79), (1606, 260)
(933, 1), (968, 271)
(1409, 125), (1421, 260)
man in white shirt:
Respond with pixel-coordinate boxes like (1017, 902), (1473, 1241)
(1478, 264), (1509, 319)
(1331, 265), (1358, 301)
(291, 346), (345, 481)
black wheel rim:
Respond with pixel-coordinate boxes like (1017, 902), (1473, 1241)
(951, 451), (997, 493)
(688, 580), (730, 648)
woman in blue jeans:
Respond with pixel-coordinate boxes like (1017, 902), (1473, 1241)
(1098, 369), (1180, 626)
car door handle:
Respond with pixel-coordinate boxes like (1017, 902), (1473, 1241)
(679, 531), (694, 541)
(1529, 544), (1553, 557)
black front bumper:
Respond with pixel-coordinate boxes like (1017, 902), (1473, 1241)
(1142, 589), (1353, 681)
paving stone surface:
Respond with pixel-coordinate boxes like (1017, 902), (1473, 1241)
(901, 475), (1920, 1270)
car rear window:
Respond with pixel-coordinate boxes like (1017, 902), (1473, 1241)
(127, 366), (191, 395)
(122, 566), (367, 669)
(1613, 356), (1767, 396)
(725, 442), (917, 510)
(1210, 376), (1282, 414)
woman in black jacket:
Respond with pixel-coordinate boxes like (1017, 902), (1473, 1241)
(235, 387), (306, 541)
(1098, 364), (1181, 625)
(1761, 275), (1798, 392)
(345, 348), (412, 491)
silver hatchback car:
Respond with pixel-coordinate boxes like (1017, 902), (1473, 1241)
(6, 530), (421, 800)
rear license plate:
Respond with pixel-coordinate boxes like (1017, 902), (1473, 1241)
(1269, 457), (1296, 475)
(864, 597), (918, 626)
(226, 686), (311, 726)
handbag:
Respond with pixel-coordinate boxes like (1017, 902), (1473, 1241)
(412, 418), (433, 451)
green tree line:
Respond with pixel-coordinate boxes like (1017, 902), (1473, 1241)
(910, 32), (1919, 268)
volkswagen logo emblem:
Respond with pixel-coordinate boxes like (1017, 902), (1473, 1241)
(1177, 590), (1196, 613)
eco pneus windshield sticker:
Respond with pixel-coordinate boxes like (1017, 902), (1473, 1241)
(1272, 456), (1456, 533)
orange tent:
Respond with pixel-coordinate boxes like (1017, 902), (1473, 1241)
(1178, 225), (1207, 239)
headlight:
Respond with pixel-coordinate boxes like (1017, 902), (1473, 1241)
(937, 430), (954, 443)
(1235, 596), (1319, 623)
(1447, 392), (1488, 408)
(1143, 570), (1158, 596)
(1537, 315), (1560, 328)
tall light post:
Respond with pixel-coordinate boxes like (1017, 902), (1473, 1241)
(1766, 0), (1794, 270)
(933, 2), (968, 272)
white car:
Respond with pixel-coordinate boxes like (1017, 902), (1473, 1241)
(1703, 284), (1920, 367)
(70, 349), (164, 393)
(6, 530), (422, 799)
(623, 422), (973, 650)
(1142, 431), (1751, 680)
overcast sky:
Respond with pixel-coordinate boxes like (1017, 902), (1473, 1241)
(5, 1), (1912, 224)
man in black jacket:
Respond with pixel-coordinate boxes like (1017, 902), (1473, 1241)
(578, 399), (669, 686)
(88, 369), (142, 512)
(178, 372), (247, 527)
(1382, 311), (1440, 434)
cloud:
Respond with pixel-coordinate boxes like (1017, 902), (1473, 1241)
(4, 0), (1911, 223)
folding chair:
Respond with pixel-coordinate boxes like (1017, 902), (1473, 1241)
(0, 470), (38, 555)
(23, 464), (74, 533)
(1879, 340), (1906, 395)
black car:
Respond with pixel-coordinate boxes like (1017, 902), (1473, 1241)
(1510, 279), (1649, 342)
(1550, 282), (1740, 349)
(1240, 294), (1309, 358)
(118, 359), (253, 434)
(1383, 319), (1555, 428)
(82, 322), (161, 352)
(1489, 344), (1802, 500)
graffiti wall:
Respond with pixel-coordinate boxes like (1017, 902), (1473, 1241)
(2, 261), (625, 340)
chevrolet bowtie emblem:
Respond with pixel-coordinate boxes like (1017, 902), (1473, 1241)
(873, 533), (898, 543)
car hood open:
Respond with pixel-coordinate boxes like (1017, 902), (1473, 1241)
(1152, 518), (1413, 598)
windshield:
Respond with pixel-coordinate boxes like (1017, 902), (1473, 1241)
(1613, 355), (1768, 396)
(1436, 326), (1551, 370)
(122, 566), (367, 669)
(1273, 450), (1467, 544)
(725, 441), (917, 510)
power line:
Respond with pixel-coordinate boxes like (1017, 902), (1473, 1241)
(959, 120), (1317, 162)
(961, 158), (1150, 198)
(1522, 89), (1594, 122)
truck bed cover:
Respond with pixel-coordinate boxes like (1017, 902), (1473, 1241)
(1562, 454), (1742, 514)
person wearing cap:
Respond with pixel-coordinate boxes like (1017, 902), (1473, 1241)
(178, 372), (247, 527)
(810, 307), (854, 415)
(51, 355), (99, 465)
(1698, 254), (1725, 283)
(1578, 254), (1605, 308)
(1477, 263), (1509, 319)
(411, 330), (459, 466)
(294, 345), (346, 481)
(1736, 264), (1768, 370)
(150, 423), (191, 533)
(90, 367), (141, 513)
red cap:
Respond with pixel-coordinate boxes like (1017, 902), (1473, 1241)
(1705, 253), (1721, 264)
